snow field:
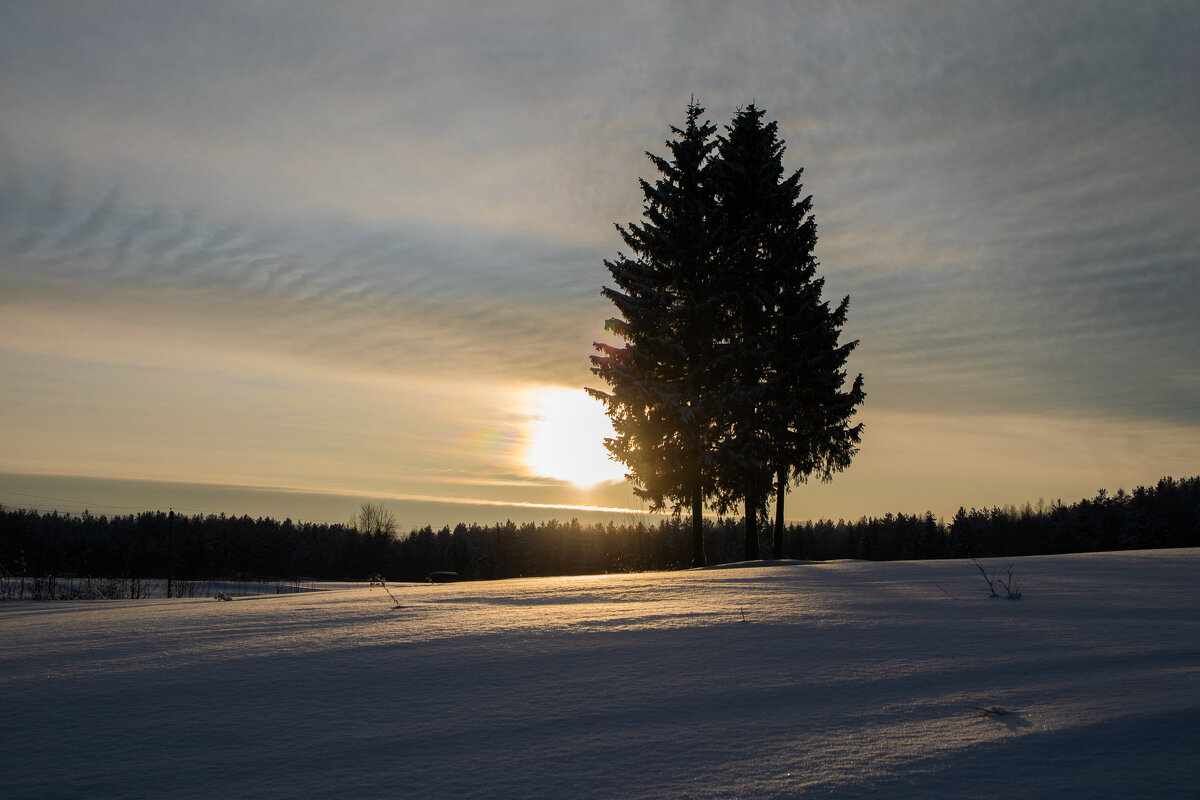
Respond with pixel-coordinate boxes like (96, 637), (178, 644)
(2, 550), (1198, 798)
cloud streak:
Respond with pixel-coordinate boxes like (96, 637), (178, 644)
(0, 156), (604, 384)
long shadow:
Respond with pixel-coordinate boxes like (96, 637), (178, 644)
(864, 708), (1200, 798)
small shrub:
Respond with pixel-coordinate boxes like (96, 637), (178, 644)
(972, 558), (1021, 599)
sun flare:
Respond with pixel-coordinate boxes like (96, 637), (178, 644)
(522, 388), (626, 488)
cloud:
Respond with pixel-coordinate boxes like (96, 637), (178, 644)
(0, 150), (609, 386)
(1, 0), (1198, 512)
(825, 102), (1200, 422)
(0, 2), (673, 245)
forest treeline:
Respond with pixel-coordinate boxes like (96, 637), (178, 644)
(1, 476), (1197, 587)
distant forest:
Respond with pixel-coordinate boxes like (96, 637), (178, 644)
(2, 476), (1197, 587)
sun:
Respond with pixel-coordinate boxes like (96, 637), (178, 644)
(522, 387), (626, 488)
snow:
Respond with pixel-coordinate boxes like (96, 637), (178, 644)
(3, 549), (1198, 798)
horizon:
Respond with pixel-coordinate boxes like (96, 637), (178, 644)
(3, 3), (1198, 527)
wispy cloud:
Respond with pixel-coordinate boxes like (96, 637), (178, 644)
(0, 155), (605, 386)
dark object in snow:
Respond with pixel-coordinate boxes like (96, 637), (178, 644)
(214, 592), (233, 601)
(973, 705), (1008, 716)
(972, 558), (1022, 599)
(370, 574), (403, 607)
(427, 571), (460, 583)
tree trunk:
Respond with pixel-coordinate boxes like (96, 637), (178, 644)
(744, 491), (760, 560)
(772, 471), (786, 559)
(166, 508), (175, 599)
(690, 486), (707, 568)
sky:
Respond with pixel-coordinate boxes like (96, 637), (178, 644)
(1, 1), (1198, 529)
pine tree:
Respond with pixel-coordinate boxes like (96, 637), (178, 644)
(707, 104), (789, 559)
(710, 104), (864, 559)
(766, 288), (865, 558)
(589, 101), (721, 568)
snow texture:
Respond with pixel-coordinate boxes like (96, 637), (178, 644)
(3, 550), (1199, 798)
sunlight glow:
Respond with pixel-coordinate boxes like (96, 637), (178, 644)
(522, 388), (626, 488)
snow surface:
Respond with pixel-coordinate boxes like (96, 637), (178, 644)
(3, 550), (1199, 798)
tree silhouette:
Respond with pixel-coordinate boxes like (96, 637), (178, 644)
(593, 101), (865, 562)
(709, 104), (864, 558)
(590, 100), (721, 567)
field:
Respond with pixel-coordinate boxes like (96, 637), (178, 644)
(3, 550), (1198, 798)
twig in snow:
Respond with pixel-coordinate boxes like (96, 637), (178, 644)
(972, 705), (1008, 716)
(371, 574), (403, 609)
(997, 564), (1022, 599)
(972, 558), (1022, 599)
(972, 558), (998, 597)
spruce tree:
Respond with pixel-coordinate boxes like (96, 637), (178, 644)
(708, 104), (787, 558)
(710, 104), (864, 559)
(589, 101), (720, 568)
(766, 288), (865, 558)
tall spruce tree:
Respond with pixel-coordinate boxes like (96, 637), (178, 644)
(589, 101), (720, 568)
(710, 104), (864, 559)
(765, 288), (865, 558)
(708, 104), (787, 558)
